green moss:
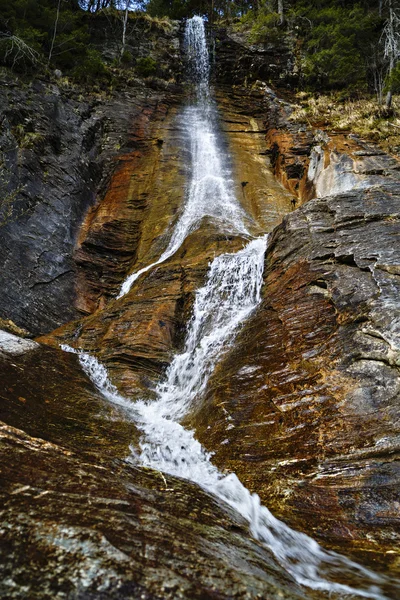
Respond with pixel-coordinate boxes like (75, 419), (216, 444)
(71, 48), (108, 85)
(136, 56), (157, 77)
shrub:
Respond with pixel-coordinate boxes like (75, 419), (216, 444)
(249, 12), (285, 45)
(71, 48), (108, 84)
(120, 49), (133, 65)
(135, 56), (157, 77)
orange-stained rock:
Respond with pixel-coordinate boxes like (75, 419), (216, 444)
(191, 184), (400, 574)
(74, 97), (186, 315)
(216, 86), (293, 231)
(40, 89), (293, 398)
(263, 86), (400, 205)
(40, 228), (248, 397)
(0, 337), (309, 600)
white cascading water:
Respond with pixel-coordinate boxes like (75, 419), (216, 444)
(62, 17), (398, 600)
(64, 237), (392, 600)
(117, 16), (249, 299)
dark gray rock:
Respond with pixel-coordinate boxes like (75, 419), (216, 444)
(0, 74), (181, 336)
(0, 341), (307, 600)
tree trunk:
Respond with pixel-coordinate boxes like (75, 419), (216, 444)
(278, 0), (284, 25)
(48, 0), (61, 67)
(386, 54), (394, 108)
(386, 88), (393, 108)
(121, 4), (129, 58)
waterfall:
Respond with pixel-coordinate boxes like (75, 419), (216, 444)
(64, 236), (392, 600)
(117, 16), (249, 299)
(184, 14), (210, 92)
(63, 16), (397, 600)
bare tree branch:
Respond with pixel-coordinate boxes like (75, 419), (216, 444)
(0, 33), (40, 70)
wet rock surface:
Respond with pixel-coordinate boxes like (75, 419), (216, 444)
(39, 90), (292, 398)
(193, 182), (400, 572)
(1, 22), (400, 596)
(215, 85), (293, 231)
(0, 59), (182, 337)
(40, 228), (248, 397)
(0, 74), (102, 335)
(0, 337), (309, 600)
(74, 94), (184, 315)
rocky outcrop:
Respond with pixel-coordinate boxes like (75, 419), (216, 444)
(73, 94), (184, 315)
(0, 333), (308, 600)
(192, 122), (400, 573)
(0, 74), (102, 335)
(2, 22), (399, 595)
(38, 90), (293, 397)
(216, 85), (293, 231)
(262, 83), (400, 204)
(40, 228), (248, 396)
(0, 22), (183, 337)
(213, 27), (297, 88)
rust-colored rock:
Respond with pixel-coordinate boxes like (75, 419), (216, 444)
(40, 89), (293, 398)
(0, 336), (309, 600)
(75, 98), (186, 315)
(192, 184), (400, 573)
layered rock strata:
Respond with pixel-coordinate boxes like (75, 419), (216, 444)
(0, 332), (308, 600)
(191, 90), (400, 574)
(0, 23), (182, 337)
(39, 92), (293, 397)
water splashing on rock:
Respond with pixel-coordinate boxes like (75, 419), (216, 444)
(64, 16), (398, 600)
(117, 16), (248, 299)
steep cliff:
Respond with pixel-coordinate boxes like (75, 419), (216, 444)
(191, 86), (400, 573)
(0, 15), (399, 600)
(0, 21), (182, 337)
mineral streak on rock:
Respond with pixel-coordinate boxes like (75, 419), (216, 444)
(191, 116), (400, 572)
(1, 17), (400, 597)
(39, 89), (293, 398)
(0, 341), (308, 600)
(0, 49), (183, 337)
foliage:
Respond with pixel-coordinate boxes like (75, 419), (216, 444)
(290, 90), (400, 153)
(1, 0), (400, 101)
(233, 0), (393, 96)
(0, 0), (92, 75)
(120, 49), (133, 64)
(71, 48), (109, 83)
(293, 3), (382, 91)
(135, 55), (157, 76)
(245, 11), (285, 44)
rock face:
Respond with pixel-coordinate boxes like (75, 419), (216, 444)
(213, 27), (297, 88)
(0, 22), (183, 337)
(0, 75), (102, 335)
(0, 334), (308, 600)
(39, 89), (293, 397)
(74, 95), (184, 315)
(216, 85), (293, 231)
(191, 119), (400, 573)
(1, 20), (400, 597)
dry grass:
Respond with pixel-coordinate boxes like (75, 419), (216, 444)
(289, 92), (400, 155)
(140, 13), (175, 33)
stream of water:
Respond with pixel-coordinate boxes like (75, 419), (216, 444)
(64, 16), (397, 600)
(117, 17), (249, 299)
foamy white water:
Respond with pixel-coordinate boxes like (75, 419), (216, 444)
(64, 236), (392, 600)
(63, 16), (398, 600)
(117, 16), (249, 299)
